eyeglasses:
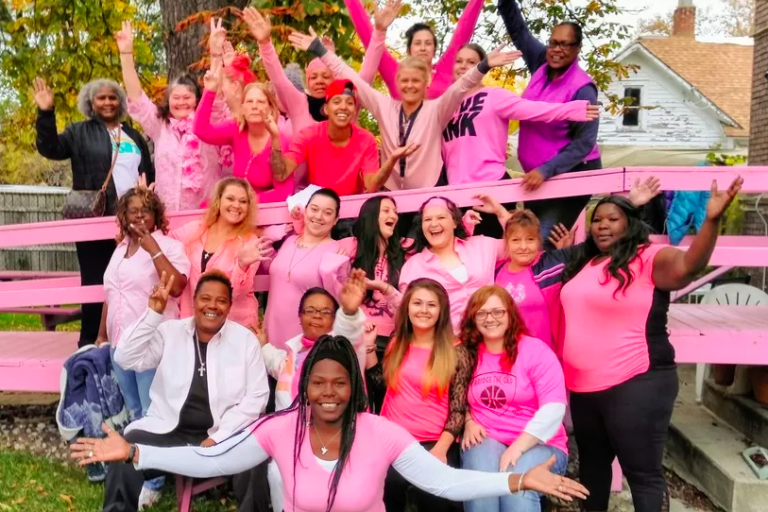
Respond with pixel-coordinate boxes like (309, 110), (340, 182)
(475, 308), (507, 321)
(301, 307), (334, 317)
(547, 40), (580, 50)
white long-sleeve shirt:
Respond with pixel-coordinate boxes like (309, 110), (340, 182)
(115, 309), (269, 443)
(261, 308), (366, 411)
(136, 413), (514, 511)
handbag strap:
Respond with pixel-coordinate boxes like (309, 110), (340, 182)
(100, 127), (122, 193)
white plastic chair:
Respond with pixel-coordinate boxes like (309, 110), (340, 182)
(695, 284), (768, 402)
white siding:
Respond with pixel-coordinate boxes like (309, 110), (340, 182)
(597, 48), (731, 149)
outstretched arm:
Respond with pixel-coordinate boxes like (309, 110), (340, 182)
(430, 0), (486, 96)
(343, 0), (400, 93)
(497, 0), (547, 73)
(193, 89), (238, 146)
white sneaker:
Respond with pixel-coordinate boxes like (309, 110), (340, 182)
(138, 486), (162, 510)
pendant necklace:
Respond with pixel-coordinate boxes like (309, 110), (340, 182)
(193, 330), (206, 377)
(312, 423), (342, 456)
(286, 236), (321, 282)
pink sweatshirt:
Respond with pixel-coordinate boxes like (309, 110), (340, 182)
(347, 0), (485, 100)
(193, 90), (294, 204)
(127, 92), (223, 211)
(320, 30), (486, 190)
(442, 88), (589, 184)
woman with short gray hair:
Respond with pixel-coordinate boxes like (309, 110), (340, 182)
(33, 76), (154, 348)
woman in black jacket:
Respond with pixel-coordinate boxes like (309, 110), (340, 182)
(33, 77), (155, 347)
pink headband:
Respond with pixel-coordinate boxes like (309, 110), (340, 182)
(423, 197), (450, 210)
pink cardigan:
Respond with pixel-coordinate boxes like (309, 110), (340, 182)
(193, 90), (294, 204)
(127, 92), (223, 211)
(320, 30), (485, 190)
(347, 0), (485, 99)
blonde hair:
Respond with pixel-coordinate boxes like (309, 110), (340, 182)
(397, 57), (431, 83)
(237, 83), (280, 131)
(203, 177), (260, 238)
(384, 278), (456, 397)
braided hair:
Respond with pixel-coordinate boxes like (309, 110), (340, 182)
(287, 334), (368, 511)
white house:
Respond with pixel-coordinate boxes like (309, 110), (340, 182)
(597, 0), (752, 164)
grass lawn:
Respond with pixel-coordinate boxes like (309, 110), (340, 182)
(0, 451), (236, 511)
(0, 313), (80, 332)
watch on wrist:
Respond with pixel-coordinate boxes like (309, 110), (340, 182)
(125, 444), (137, 463)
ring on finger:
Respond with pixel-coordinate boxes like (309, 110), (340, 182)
(89, 450), (94, 458)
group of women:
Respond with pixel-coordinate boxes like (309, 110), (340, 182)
(29, 0), (746, 510)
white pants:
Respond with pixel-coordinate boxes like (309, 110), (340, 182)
(268, 459), (284, 512)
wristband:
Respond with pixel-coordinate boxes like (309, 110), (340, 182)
(125, 444), (137, 464)
(119, 52), (134, 55)
(210, 52), (223, 57)
(151, 251), (163, 260)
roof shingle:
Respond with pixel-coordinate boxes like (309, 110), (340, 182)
(637, 36), (753, 137)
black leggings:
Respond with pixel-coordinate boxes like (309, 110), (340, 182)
(75, 239), (115, 348)
(384, 440), (463, 512)
(570, 367), (678, 512)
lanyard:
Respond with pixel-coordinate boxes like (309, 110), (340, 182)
(398, 102), (423, 177)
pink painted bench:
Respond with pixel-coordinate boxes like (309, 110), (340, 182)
(1, 166), (767, 393)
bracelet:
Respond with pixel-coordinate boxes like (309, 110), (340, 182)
(125, 444), (137, 464)
(151, 251), (163, 260)
(210, 52), (223, 57)
(119, 52), (133, 55)
(365, 345), (376, 354)
(517, 470), (528, 493)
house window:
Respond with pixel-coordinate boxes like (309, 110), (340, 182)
(622, 87), (642, 127)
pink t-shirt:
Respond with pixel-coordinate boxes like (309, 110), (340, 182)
(399, 236), (502, 332)
(285, 121), (380, 196)
(468, 337), (568, 454)
(495, 264), (553, 347)
(264, 235), (342, 349)
(253, 411), (415, 512)
(560, 244), (671, 392)
(441, 88), (588, 185)
(381, 345), (449, 442)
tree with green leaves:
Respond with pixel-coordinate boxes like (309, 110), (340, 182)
(1, 0), (633, 186)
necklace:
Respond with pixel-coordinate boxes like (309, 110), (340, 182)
(193, 330), (206, 378)
(312, 424), (342, 456)
(286, 237), (322, 282)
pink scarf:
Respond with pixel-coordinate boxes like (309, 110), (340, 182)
(169, 116), (204, 193)
(290, 337), (316, 399)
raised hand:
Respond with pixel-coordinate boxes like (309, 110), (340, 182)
(70, 423), (131, 466)
(548, 223), (574, 249)
(321, 36), (336, 53)
(148, 271), (175, 314)
(521, 456), (589, 501)
(627, 176), (661, 207)
(462, 210), (481, 236)
(238, 237), (273, 268)
(472, 193), (504, 216)
(134, 172), (155, 192)
(586, 103), (600, 121)
(222, 41), (237, 67)
(487, 47), (523, 69)
(242, 7), (272, 44)
(203, 58), (223, 92)
(374, 0), (403, 32)
(33, 77), (54, 111)
(288, 28), (319, 53)
(390, 143), (420, 162)
(265, 113), (280, 137)
(114, 20), (134, 55)
(209, 17), (227, 55)
(340, 268), (367, 315)
(706, 176), (743, 221)
(128, 221), (161, 255)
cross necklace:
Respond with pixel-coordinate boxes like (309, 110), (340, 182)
(193, 330), (206, 377)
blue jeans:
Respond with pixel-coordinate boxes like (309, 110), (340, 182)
(110, 349), (163, 491)
(461, 437), (568, 512)
(110, 348), (155, 421)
